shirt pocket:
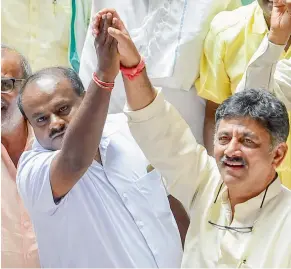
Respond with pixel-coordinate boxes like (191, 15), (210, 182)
(134, 169), (172, 220)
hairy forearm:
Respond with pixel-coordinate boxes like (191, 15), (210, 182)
(58, 73), (111, 172)
(123, 69), (157, 111)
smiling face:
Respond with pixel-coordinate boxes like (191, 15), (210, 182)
(214, 117), (286, 189)
(21, 75), (83, 150)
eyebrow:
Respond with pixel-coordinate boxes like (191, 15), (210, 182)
(217, 131), (259, 140)
(242, 132), (259, 140)
(32, 112), (45, 119)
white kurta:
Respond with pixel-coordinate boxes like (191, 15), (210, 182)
(17, 114), (182, 268)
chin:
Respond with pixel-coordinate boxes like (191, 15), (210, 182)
(51, 136), (64, 151)
(220, 169), (245, 185)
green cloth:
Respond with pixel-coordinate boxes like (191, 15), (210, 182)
(242, 0), (254, 5)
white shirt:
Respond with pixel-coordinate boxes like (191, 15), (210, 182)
(79, 0), (241, 144)
(125, 91), (291, 268)
(16, 114), (182, 268)
(236, 36), (291, 110)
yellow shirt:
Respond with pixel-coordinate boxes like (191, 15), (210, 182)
(1, 0), (71, 72)
(1, 127), (39, 268)
(195, 2), (291, 188)
(125, 90), (291, 268)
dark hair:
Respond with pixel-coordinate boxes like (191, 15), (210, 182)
(215, 89), (290, 146)
(17, 67), (85, 119)
(1, 44), (32, 79)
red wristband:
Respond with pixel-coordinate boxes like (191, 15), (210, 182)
(120, 57), (145, 80)
(92, 72), (114, 91)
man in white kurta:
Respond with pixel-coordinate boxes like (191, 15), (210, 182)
(125, 90), (291, 267)
(89, 7), (291, 267)
(79, 0), (241, 145)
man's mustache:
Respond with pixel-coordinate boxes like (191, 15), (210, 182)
(49, 125), (66, 139)
(220, 155), (247, 166)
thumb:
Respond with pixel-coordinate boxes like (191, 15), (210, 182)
(108, 27), (127, 44)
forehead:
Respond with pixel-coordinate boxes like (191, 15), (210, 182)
(1, 49), (23, 78)
(21, 75), (79, 114)
(217, 118), (270, 139)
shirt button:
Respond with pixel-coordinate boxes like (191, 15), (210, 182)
(122, 193), (128, 200)
(31, 6), (37, 12)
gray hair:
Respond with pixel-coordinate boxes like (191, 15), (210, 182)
(215, 89), (290, 147)
(1, 44), (32, 79)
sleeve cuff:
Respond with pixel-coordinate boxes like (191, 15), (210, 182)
(124, 88), (166, 123)
(263, 35), (285, 63)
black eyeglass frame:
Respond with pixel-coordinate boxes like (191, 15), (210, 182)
(208, 176), (276, 234)
(1, 77), (25, 94)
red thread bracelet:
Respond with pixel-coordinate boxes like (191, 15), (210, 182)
(120, 57), (145, 80)
(92, 72), (114, 91)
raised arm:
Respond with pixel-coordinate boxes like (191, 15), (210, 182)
(236, 0), (291, 110)
(93, 9), (216, 211)
(50, 13), (120, 198)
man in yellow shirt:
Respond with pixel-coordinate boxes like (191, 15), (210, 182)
(195, 0), (291, 188)
(1, 0), (91, 72)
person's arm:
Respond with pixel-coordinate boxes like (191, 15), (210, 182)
(50, 13), (120, 198)
(93, 9), (216, 212)
(236, 0), (291, 110)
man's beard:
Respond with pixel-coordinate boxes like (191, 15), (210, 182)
(1, 105), (25, 137)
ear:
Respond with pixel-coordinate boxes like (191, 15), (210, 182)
(271, 143), (288, 169)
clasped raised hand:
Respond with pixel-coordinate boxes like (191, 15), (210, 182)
(92, 9), (141, 69)
(92, 12), (120, 83)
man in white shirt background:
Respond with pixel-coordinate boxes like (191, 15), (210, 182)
(91, 7), (291, 267)
(16, 15), (182, 268)
(79, 0), (242, 145)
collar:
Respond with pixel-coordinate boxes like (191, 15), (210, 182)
(218, 176), (282, 224)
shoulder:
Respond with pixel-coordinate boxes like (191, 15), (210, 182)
(274, 187), (291, 228)
(208, 3), (257, 39)
(17, 142), (57, 182)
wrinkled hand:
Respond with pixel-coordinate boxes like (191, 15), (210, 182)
(269, 0), (291, 45)
(92, 9), (141, 68)
(92, 12), (120, 82)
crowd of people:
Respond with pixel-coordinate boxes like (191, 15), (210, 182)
(1, 0), (291, 268)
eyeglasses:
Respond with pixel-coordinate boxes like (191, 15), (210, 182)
(208, 176), (276, 234)
(1, 78), (25, 94)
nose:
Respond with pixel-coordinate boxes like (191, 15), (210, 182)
(224, 137), (242, 157)
(49, 114), (66, 132)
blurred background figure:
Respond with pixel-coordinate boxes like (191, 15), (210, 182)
(79, 0), (242, 146)
(1, 0), (91, 72)
(1, 45), (39, 268)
